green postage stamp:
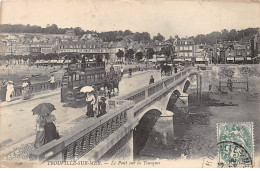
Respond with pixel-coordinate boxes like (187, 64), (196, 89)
(217, 122), (254, 168)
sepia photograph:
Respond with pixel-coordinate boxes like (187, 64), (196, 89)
(0, 0), (259, 168)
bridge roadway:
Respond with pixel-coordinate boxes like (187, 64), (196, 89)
(0, 69), (165, 161)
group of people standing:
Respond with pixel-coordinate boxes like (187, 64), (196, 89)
(0, 74), (55, 102)
(1, 80), (14, 102)
(35, 113), (60, 148)
(85, 89), (107, 118)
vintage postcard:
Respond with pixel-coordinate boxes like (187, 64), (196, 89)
(0, 0), (259, 168)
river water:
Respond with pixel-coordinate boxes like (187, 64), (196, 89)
(135, 69), (260, 165)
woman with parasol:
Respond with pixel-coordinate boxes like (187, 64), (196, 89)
(32, 103), (60, 145)
(34, 114), (46, 148)
(80, 86), (96, 117)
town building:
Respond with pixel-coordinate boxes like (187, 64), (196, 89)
(174, 38), (195, 62)
(194, 44), (208, 64)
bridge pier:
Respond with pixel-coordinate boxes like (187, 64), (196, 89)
(156, 110), (174, 146)
(99, 130), (134, 161)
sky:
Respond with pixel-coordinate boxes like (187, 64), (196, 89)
(1, 0), (260, 38)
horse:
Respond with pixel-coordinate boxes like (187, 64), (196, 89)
(103, 74), (113, 98)
(161, 64), (172, 76)
(106, 81), (113, 99)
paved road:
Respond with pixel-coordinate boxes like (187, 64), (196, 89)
(0, 70), (163, 152)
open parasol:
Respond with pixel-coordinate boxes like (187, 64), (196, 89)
(32, 103), (56, 115)
(80, 86), (94, 93)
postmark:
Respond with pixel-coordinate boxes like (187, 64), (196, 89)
(217, 122), (254, 168)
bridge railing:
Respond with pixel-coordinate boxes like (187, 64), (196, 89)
(29, 100), (134, 162)
(115, 67), (196, 104)
(122, 65), (157, 74)
(13, 80), (62, 97)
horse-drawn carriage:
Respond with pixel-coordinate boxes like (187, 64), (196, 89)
(160, 63), (173, 76)
(61, 61), (121, 104)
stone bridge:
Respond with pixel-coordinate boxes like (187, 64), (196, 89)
(30, 67), (199, 163)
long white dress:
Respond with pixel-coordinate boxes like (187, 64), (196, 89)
(6, 84), (14, 102)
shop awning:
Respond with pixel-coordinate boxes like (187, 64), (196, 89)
(235, 57), (244, 61)
(196, 57), (205, 61)
(184, 58), (192, 61)
(227, 57), (234, 61)
(174, 58), (184, 62)
(247, 57), (252, 61)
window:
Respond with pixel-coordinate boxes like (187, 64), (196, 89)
(180, 46), (183, 50)
(91, 75), (95, 81)
(75, 74), (79, 81)
(189, 46), (193, 50)
(189, 52), (193, 57)
(184, 53), (188, 57)
(87, 75), (91, 82)
(184, 46), (188, 50)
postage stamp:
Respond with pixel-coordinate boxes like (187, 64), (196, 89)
(217, 122), (254, 168)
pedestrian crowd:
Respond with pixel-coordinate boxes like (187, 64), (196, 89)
(0, 74), (56, 102)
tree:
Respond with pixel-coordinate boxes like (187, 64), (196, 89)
(115, 49), (124, 61)
(240, 66), (258, 78)
(74, 27), (84, 35)
(125, 49), (135, 61)
(219, 67), (235, 79)
(221, 29), (229, 40)
(115, 35), (123, 41)
(135, 52), (143, 61)
(123, 30), (133, 36)
(240, 66), (258, 91)
(146, 48), (155, 59)
(160, 45), (174, 63)
(153, 33), (165, 41)
(229, 29), (238, 41)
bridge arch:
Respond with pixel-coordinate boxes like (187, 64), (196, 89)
(166, 89), (181, 112)
(133, 109), (162, 158)
(183, 80), (191, 93)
